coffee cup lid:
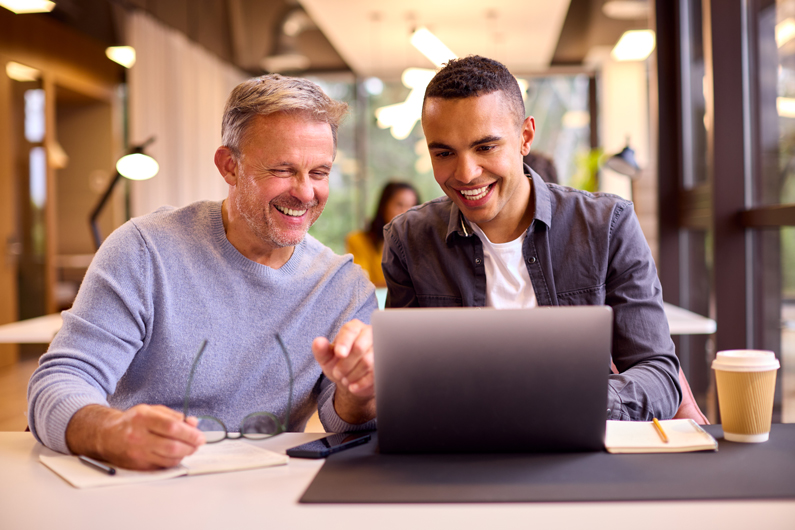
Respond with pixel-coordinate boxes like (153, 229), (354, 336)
(711, 350), (780, 372)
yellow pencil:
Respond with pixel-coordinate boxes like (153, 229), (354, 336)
(652, 417), (669, 443)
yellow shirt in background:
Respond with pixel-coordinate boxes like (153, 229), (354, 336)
(346, 230), (385, 287)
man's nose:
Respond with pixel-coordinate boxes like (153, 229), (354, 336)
(454, 154), (481, 184)
(290, 174), (315, 203)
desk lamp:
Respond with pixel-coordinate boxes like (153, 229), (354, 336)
(90, 137), (158, 249)
(603, 140), (641, 179)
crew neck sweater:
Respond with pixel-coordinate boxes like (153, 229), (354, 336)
(27, 201), (377, 454)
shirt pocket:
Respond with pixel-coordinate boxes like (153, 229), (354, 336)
(556, 284), (606, 306)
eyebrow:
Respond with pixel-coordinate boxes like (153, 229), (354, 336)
(470, 135), (502, 147)
(426, 135), (503, 151)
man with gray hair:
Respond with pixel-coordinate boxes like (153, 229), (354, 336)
(27, 74), (377, 470)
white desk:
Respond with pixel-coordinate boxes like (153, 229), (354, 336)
(0, 301), (716, 345)
(663, 302), (717, 335)
(0, 432), (792, 530)
(0, 314), (63, 344)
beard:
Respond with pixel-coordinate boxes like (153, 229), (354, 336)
(234, 175), (325, 249)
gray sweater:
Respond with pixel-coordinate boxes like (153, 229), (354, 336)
(27, 201), (377, 454)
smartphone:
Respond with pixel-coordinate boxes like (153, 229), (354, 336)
(286, 432), (372, 458)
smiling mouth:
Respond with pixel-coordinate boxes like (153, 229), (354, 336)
(459, 184), (493, 201)
(274, 204), (308, 217)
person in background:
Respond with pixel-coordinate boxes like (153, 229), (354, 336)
(522, 151), (558, 184)
(346, 181), (420, 287)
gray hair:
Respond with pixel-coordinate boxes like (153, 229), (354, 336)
(221, 74), (348, 158)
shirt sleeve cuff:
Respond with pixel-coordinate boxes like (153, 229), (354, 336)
(317, 382), (377, 433)
(606, 382), (628, 421)
(30, 393), (108, 455)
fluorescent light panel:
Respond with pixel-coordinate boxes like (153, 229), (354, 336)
(776, 18), (795, 48)
(6, 61), (40, 82)
(410, 27), (457, 68)
(777, 97), (795, 118)
(0, 0), (55, 14)
(611, 30), (656, 61)
(105, 46), (136, 68)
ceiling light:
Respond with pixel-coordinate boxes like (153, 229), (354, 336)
(282, 9), (315, 37)
(401, 67), (436, 89)
(0, 0), (55, 14)
(410, 27), (457, 68)
(611, 30), (655, 61)
(777, 97), (795, 118)
(776, 18), (795, 48)
(105, 46), (136, 68)
(602, 0), (649, 20)
(261, 53), (310, 73)
(6, 61), (40, 82)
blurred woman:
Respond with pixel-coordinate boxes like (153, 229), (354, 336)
(346, 181), (420, 287)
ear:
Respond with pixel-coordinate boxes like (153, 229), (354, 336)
(519, 116), (535, 157)
(214, 146), (238, 186)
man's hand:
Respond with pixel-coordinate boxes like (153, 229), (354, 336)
(65, 404), (205, 470)
(312, 319), (376, 424)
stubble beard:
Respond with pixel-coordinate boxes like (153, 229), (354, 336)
(235, 177), (325, 249)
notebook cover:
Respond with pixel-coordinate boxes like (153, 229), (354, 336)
(299, 424), (795, 503)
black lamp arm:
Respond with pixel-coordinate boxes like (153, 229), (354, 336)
(89, 171), (123, 249)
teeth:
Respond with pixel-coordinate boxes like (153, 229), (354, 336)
(460, 185), (490, 201)
(275, 205), (307, 217)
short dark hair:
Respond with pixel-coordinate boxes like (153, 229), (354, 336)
(422, 55), (525, 126)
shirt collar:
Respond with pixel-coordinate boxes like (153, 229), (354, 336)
(445, 163), (553, 242)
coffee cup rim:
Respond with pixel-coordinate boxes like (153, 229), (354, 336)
(711, 349), (780, 372)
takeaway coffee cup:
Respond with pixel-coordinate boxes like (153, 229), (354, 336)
(711, 350), (780, 443)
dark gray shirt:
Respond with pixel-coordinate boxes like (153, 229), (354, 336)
(382, 170), (681, 421)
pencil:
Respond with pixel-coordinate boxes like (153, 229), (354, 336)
(652, 417), (669, 443)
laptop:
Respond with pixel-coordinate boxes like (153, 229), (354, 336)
(372, 306), (612, 454)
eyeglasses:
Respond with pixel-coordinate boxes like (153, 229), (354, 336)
(182, 334), (294, 443)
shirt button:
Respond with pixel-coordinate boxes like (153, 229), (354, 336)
(527, 256), (537, 264)
(475, 258), (482, 265)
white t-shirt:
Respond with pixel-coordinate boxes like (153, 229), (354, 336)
(471, 223), (537, 309)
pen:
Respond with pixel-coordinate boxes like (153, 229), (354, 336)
(79, 455), (117, 476)
(652, 417), (669, 443)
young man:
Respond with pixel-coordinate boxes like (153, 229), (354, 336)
(27, 75), (376, 470)
(382, 56), (681, 421)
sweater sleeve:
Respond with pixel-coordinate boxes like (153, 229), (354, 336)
(316, 270), (378, 432)
(26, 222), (153, 454)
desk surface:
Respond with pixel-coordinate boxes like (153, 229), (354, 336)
(1, 432), (792, 530)
(0, 314), (63, 344)
(0, 302), (716, 344)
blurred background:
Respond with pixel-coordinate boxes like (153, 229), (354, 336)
(0, 0), (793, 429)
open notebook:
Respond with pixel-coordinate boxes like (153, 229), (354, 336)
(605, 419), (718, 454)
(40, 441), (288, 488)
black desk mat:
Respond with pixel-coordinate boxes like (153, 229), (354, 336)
(299, 424), (795, 503)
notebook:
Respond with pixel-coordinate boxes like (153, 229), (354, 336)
(40, 441), (288, 488)
(372, 306), (613, 454)
(605, 419), (719, 453)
